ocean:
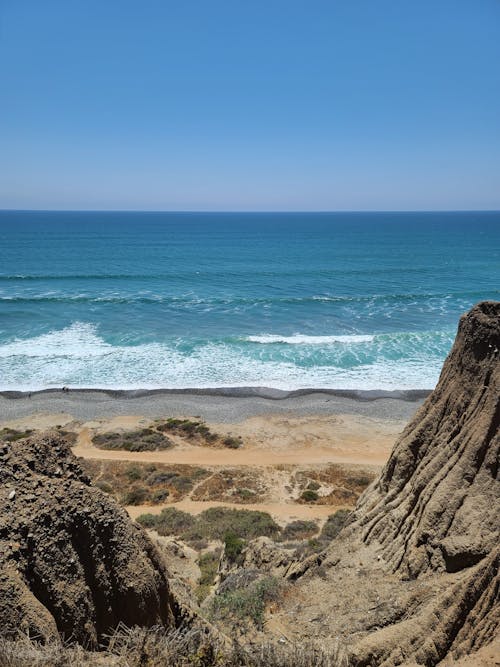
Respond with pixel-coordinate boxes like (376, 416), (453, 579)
(0, 210), (498, 391)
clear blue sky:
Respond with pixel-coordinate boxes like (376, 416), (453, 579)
(1, 0), (499, 211)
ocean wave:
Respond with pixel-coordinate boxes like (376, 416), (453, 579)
(245, 334), (375, 344)
(0, 322), (453, 391)
(0, 290), (497, 306)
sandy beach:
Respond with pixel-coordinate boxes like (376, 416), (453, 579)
(0, 388), (424, 524)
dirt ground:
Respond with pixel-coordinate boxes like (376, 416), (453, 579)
(0, 410), (404, 525)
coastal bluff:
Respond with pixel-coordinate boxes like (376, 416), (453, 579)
(0, 434), (182, 646)
(269, 301), (499, 666)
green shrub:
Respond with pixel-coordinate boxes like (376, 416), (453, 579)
(319, 509), (352, 541)
(306, 480), (321, 491)
(224, 532), (245, 563)
(223, 436), (241, 449)
(151, 488), (170, 503)
(209, 576), (281, 630)
(93, 430), (172, 452)
(236, 488), (256, 500)
(94, 480), (114, 494)
(154, 507), (197, 536)
(196, 549), (221, 604)
(125, 465), (142, 481)
(136, 513), (157, 528)
(281, 519), (318, 541)
(122, 486), (148, 505)
(195, 507), (280, 542)
(300, 489), (319, 503)
(0, 428), (33, 442)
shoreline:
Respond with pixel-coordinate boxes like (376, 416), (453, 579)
(0, 386), (431, 401)
(0, 386), (428, 423)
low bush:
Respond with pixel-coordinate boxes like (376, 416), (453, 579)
(125, 465), (142, 481)
(223, 436), (242, 449)
(319, 509), (352, 541)
(121, 486), (148, 505)
(94, 480), (114, 494)
(93, 429), (172, 452)
(196, 549), (221, 604)
(151, 488), (170, 503)
(209, 576), (281, 630)
(281, 519), (318, 541)
(0, 428), (34, 442)
(137, 506), (280, 546)
(137, 507), (196, 536)
(300, 489), (319, 503)
(224, 532), (245, 563)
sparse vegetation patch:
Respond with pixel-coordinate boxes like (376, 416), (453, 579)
(156, 418), (243, 448)
(137, 506), (280, 546)
(92, 428), (172, 452)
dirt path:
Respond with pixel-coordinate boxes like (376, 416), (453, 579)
(73, 442), (388, 467)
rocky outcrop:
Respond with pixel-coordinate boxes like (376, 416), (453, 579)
(0, 433), (182, 646)
(272, 303), (499, 667)
(351, 301), (499, 578)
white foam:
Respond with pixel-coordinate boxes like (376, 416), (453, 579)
(0, 322), (446, 391)
(245, 334), (375, 345)
(0, 322), (112, 358)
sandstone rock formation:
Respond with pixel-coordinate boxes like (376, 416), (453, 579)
(352, 300), (499, 578)
(271, 302), (499, 666)
(0, 434), (181, 646)
(346, 301), (500, 664)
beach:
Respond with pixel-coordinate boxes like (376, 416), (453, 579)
(0, 388), (425, 524)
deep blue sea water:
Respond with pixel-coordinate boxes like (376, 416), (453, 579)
(0, 210), (498, 391)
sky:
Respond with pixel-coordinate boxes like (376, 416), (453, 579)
(1, 0), (499, 211)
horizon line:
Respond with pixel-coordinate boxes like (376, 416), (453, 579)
(1, 208), (500, 215)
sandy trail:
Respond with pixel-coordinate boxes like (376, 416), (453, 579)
(72, 443), (389, 467)
(70, 412), (402, 467)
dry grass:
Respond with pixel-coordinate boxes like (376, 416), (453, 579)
(81, 460), (210, 505)
(0, 626), (349, 666)
(294, 465), (375, 505)
(191, 469), (267, 504)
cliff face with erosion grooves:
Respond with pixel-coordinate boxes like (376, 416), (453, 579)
(268, 303), (499, 666)
(346, 301), (499, 665)
(352, 300), (499, 577)
(0, 434), (181, 647)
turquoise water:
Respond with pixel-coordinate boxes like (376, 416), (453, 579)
(0, 210), (498, 390)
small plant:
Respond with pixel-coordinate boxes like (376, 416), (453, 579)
(93, 429), (173, 452)
(306, 480), (321, 491)
(125, 465), (142, 481)
(151, 488), (170, 502)
(223, 436), (242, 449)
(300, 489), (319, 503)
(135, 512), (157, 528)
(122, 486), (148, 505)
(196, 549), (221, 604)
(0, 428), (34, 442)
(281, 519), (318, 541)
(320, 509), (352, 541)
(236, 488), (256, 500)
(94, 480), (114, 494)
(223, 532), (245, 563)
(209, 576), (281, 630)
